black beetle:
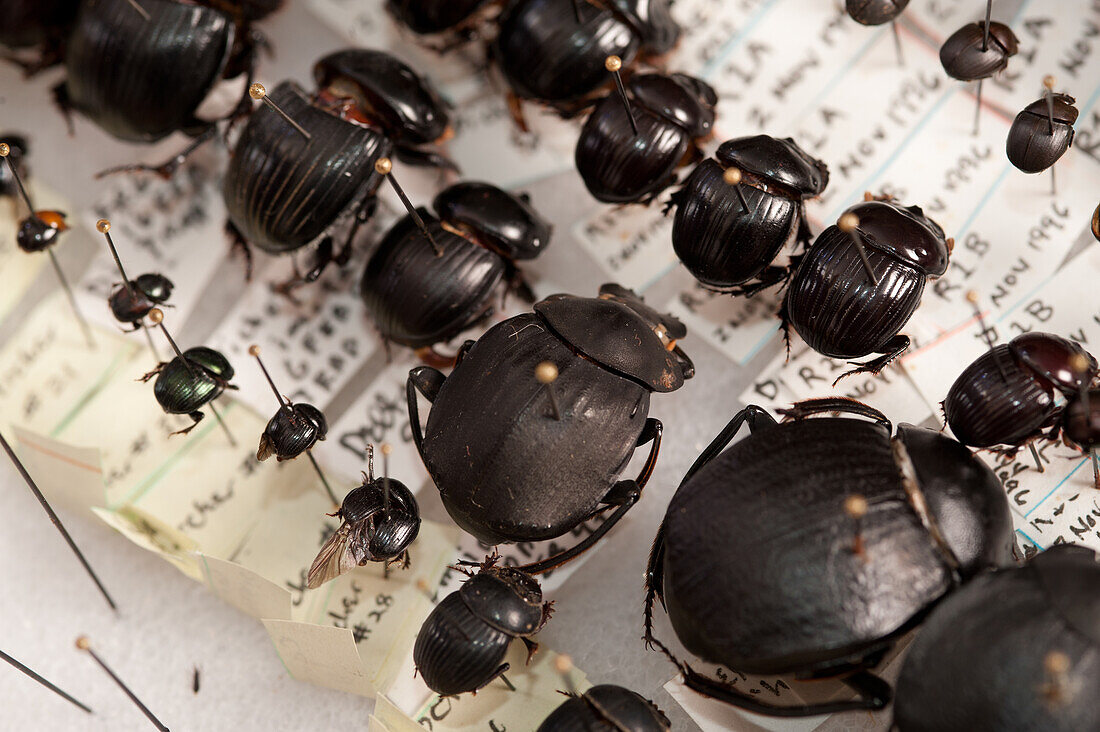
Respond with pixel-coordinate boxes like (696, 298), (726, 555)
(142, 344), (237, 435)
(667, 135), (829, 294)
(939, 18), (1018, 82)
(575, 71), (717, 204)
(1007, 92), (1078, 174)
(644, 398), (1015, 716)
(360, 180), (551, 363)
(257, 402), (327, 462)
(107, 273), (175, 330)
(845, 0), (909, 25)
(307, 448), (420, 587)
(537, 684), (670, 731)
(413, 555), (551, 695)
(943, 332), (1096, 451)
(894, 544), (1100, 731)
(407, 284), (693, 573)
(223, 48), (454, 283)
(782, 197), (951, 380)
(494, 0), (679, 119)
(54, 0), (277, 143)
(385, 0), (496, 39)
(0, 0), (75, 73)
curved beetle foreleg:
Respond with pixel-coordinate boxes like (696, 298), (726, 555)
(681, 665), (891, 717)
(682, 406), (776, 485)
(407, 366), (446, 463)
(834, 334), (910, 385)
(95, 126), (217, 180)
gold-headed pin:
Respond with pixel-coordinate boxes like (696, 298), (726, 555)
(76, 637), (168, 730)
(249, 83), (311, 141)
(844, 494), (869, 557)
(838, 213), (879, 285)
(536, 361), (561, 421)
(605, 56), (638, 136)
(380, 442), (393, 514)
(722, 167), (751, 212)
(374, 157), (443, 255)
(1042, 75), (1060, 194)
(554, 654), (577, 695)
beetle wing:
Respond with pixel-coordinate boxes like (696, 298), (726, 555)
(307, 522), (368, 589)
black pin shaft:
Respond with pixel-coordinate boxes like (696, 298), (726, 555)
(0, 648), (92, 714)
(48, 249), (96, 349)
(81, 643), (168, 731)
(383, 169), (442, 256)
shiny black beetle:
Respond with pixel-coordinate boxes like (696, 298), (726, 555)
(386, 0), (496, 40)
(537, 684), (670, 731)
(0, 139), (71, 255)
(575, 71), (716, 204)
(1007, 92), (1078, 174)
(494, 0), (679, 119)
(668, 135), (829, 293)
(944, 332), (1097, 453)
(644, 398), (1015, 716)
(142, 344), (237, 435)
(108, 273), (174, 329)
(307, 446), (420, 588)
(360, 180), (551, 363)
(54, 0), (279, 143)
(783, 197), (951, 380)
(257, 402), (327, 462)
(408, 284), (693, 574)
(0, 0), (76, 73)
(413, 555), (551, 696)
(223, 49), (454, 282)
(845, 0), (909, 24)
(939, 17), (1018, 82)
(894, 544), (1100, 731)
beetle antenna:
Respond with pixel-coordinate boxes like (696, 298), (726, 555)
(96, 219), (137, 300)
(147, 309), (194, 375)
(249, 83), (311, 141)
(571, 0), (583, 23)
(124, 0), (151, 21)
(374, 157), (444, 256)
(844, 494), (869, 559)
(605, 56), (638, 136)
(0, 432), (118, 612)
(722, 167), (751, 212)
(1040, 650), (1073, 706)
(535, 361), (562, 420)
(76, 637), (169, 731)
(554, 654), (577, 696)
(0, 647), (92, 714)
(981, 0), (992, 52)
(965, 290), (1009, 381)
(380, 442), (392, 514)
(837, 213), (879, 285)
(48, 248), (97, 349)
(1043, 75), (1058, 195)
(0, 142), (41, 223)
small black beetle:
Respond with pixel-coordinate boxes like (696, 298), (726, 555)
(894, 544), (1100, 731)
(537, 684), (670, 731)
(223, 49), (454, 282)
(668, 135), (829, 293)
(644, 398), (1015, 716)
(783, 197), (951, 380)
(142, 341), (237, 435)
(257, 402), (327, 462)
(1007, 90), (1078, 174)
(413, 555), (551, 696)
(55, 0), (276, 143)
(307, 449), (420, 588)
(943, 332), (1096, 452)
(575, 71), (717, 204)
(494, 0), (679, 118)
(408, 284), (693, 573)
(0, 0), (75, 73)
(845, 0), (909, 25)
(939, 18), (1018, 82)
(386, 0), (496, 39)
(108, 273), (174, 330)
(360, 180), (551, 363)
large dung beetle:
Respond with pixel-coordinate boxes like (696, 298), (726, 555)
(782, 197), (950, 380)
(537, 684), (670, 731)
(668, 135), (829, 293)
(386, 0), (496, 40)
(0, 0), (76, 73)
(644, 398), (1015, 716)
(54, 0), (279, 143)
(360, 180), (551, 363)
(1006, 81), (1078, 175)
(142, 310), (238, 436)
(894, 544), (1100, 731)
(575, 68), (716, 204)
(107, 273), (174, 330)
(307, 445), (421, 588)
(494, 0), (679, 119)
(413, 555), (551, 696)
(223, 49), (454, 283)
(408, 284), (693, 573)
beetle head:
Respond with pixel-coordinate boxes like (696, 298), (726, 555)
(433, 181), (552, 261)
(460, 565), (545, 636)
(16, 210), (67, 253)
(626, 73), (716, 139)
(839, 200), (949, 276)
(716, 135), (829, 198)
(1010, 333), (1097, 396)
(313, 49), (450, 146)
(182, 346), (235, 381)
(894, 425), (1015, 579)
(1019, 93), (1079, 126)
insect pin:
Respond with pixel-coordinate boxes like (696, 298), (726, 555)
(76, 637), (168, 731)
(374, 157), (442, 255)
(845, 0), (910, 66)
(95, 219), (174, 359)
(1, 141), (94, 347)
(249, 344), (337, 506)
(939, 0), (1019, 136)
(249, 82), (311, 141)
(0, 646), (91, 714)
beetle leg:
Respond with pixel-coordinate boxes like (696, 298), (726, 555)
(638, 173), (679, 207)
(661, 185), (687, 216)
(407, 366), (447, 461)
(224, 220), (254, 281)
(169, 412), (205, 437)
(474, 663), (512, 693)
(795, 202), (814, 249)
(394, 145), (460, 174)
(503, 265), (537, 308)
(778, 398), (892, 430)
(728, 266), (790, 298)
(833, 334), (911, 385)
(643, 520), (669, 647)
(683, 408), (776, 485)
(138, 364), (167, 382)
(454, 339), (477, 367)
(678, 664), (891, 717)
(50, 83), (76, 136)
(520, 637), (539, 664)
(334, 196), (379, 268)
(95, 127), (217, 180)
(302, 236), (335, 284)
